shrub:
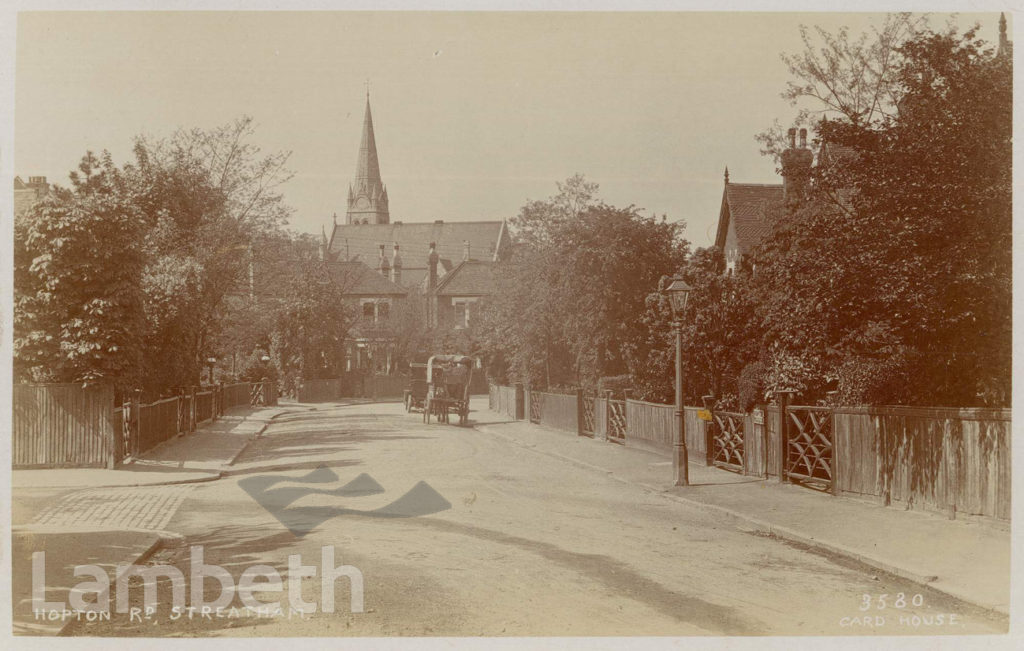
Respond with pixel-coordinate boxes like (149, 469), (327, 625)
(597, 374), (632, 399)
(737, 361), (766, 412)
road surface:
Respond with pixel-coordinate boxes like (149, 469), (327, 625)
(60, 399), (1004, 637)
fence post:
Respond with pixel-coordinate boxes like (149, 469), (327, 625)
(830, 410), (841, 497)
(523, 384), (532, 422)
(576, 388), (584, 436)
(131, 389), (141, 459)
(514, 382), (525, 420)
(701, 396), (714, 466)
(176, 387), (185, 435)
(189, 385), (198, 433)
(604, 390), (613, 438)
(775, 390), (796, 483)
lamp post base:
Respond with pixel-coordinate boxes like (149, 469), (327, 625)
(674, 408), (689, 486)
(674, 443), (689, 486)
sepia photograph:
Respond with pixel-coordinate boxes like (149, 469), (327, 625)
(1, 2), (1017, 647)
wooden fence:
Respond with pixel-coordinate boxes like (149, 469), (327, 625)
(298, 378), (343, 403)
(625, 399), (674, 452)
(528, 390), (578, 433)
(13, 384), (117, 468)
(138, 397), (180, 455)
(485, 384), (1011, 521)
(13, 381), (275, 469)
(833, 406), (1010, 520)
(222, 383), (252, 410)
(489, 384), (519, 420)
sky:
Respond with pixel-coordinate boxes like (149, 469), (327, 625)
(12, 9), (1005, 249)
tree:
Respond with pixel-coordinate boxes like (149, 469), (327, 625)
(14, 117), (295, 396)
(757, 13), (930, 161)
(14, 189), (146, 392)
(750, 27), (1011, 407)
(631, 248), (756, 406)
(478, 176), (689, 389)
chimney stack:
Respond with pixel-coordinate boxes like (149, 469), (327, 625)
(781, 126), (813, 206)
(378, 243), (390, 277)
(463, 240), (471, 261)
(427, 242), (439, 327)
(427, 242), (439, 290)
(391, 243), (402, 285)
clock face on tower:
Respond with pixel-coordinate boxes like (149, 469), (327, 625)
(356, 197), (369, 209)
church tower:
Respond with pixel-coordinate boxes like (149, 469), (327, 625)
(346, 92), (390, 225)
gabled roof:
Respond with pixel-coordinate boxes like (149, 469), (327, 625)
(326, 261), (408, 297)
(818, 142), (858, 168)
(327, 220), (508, 266)
(433, 260), (497, 296)
(714, 182), (783, 255)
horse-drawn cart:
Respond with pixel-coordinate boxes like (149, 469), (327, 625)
(403, 363), (428, 412)
(422, 355), (474, 426)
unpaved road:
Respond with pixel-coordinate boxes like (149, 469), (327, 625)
(67, 399), (1006, 637)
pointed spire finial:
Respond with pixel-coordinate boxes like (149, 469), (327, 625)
(332, 211), (337, 226)
(998, 13), (1010, 58)
(724, 166), (730, 184)
(365, 78), (370, 101)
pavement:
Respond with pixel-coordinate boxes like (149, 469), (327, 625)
(12, 405), (293, 490)
(470, 406), (1011, 616)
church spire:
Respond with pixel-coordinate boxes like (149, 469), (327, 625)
(998, 13), (1012, 58)
(346, 90), (390, 225)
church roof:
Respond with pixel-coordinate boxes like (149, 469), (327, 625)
(434, 260), (497, 296)
(714, 182), (783, 255)
(327, 220), (508, 266)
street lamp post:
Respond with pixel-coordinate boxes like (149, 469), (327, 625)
(666, 276), (693, 487)
(206, 357), (217, 385)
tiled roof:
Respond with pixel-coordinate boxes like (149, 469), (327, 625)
(327, 220), (508, 266)
(325, 261), (408, 296)
(716, 182), (783, 255)
(434, 260), (497, 296)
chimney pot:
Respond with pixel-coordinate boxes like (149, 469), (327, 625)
(787, 128), (797, 149)
(799, 128), (808, 148)
(434, 219), (444, 224)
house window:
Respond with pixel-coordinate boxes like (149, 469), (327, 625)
(454, 301), (468, 329)
(362, 302), (375, 321)
(378, 302), (390, 321)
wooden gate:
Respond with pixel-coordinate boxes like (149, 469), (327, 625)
(529, 390), (543, 423)
(711, 410), (745, 472)
(607, 399), (626, 443)
(786, 406), (834, 489)
(580, 393), (596, 437)
(250, 382), (266, 406)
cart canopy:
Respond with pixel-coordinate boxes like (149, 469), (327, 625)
(426, 355), (474, 383)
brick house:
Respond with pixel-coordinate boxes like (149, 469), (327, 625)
(13, 175), (50, 217)
(714, 128), (813, 274)
(322, 94), (511, 353)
